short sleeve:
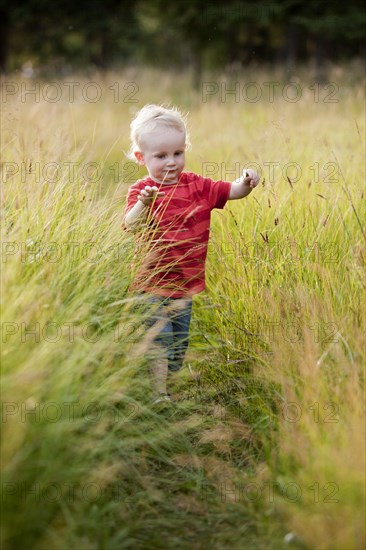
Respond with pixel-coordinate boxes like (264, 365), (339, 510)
(122, 181), (146, 231)
(198, 175), (231, 210)
(124, 183), (142, 216)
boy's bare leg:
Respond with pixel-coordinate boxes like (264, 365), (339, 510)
(166, 371), (178, 398)
(149, 345), (168, 395)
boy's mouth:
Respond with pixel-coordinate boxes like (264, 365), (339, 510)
(160, 170), (179, 183)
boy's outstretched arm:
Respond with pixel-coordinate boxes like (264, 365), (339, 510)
(228, 168), (260, 200)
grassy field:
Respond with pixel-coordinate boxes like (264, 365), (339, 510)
(1, 66), (365, 549)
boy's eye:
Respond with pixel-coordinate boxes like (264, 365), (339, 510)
(155, 154), (166, 159)
(175, 151), (183, 156)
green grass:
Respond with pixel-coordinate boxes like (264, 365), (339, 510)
(1, 65), (365, 549)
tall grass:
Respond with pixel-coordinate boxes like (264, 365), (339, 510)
(1, 66), (365, 549)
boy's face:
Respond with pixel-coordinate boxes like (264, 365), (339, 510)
(134, 127), (185, 184)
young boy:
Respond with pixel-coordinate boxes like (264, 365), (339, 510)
(122, 104), (259, 405)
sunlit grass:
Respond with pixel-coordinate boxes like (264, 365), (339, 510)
(1, 66), (365, 549)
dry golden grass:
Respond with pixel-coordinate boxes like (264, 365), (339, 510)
(1, 66), (365, 549)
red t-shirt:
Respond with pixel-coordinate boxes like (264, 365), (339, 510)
(123, 171), (231, 298)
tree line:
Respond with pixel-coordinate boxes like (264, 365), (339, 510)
(1, 0), (365, 78)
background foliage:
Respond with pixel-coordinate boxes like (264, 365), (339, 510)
(2, 0), (366, 77)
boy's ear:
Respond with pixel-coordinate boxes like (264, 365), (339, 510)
(134, 151), (145, 165)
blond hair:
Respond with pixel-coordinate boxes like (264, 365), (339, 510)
(128, 104), (190, 160)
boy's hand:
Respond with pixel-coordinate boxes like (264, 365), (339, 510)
(229, 168), (260, 200)
(243, 168), (260, 189)
(138, 185), (165, 206)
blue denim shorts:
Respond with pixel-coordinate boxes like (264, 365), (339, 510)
(143, 294), (193, 372)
